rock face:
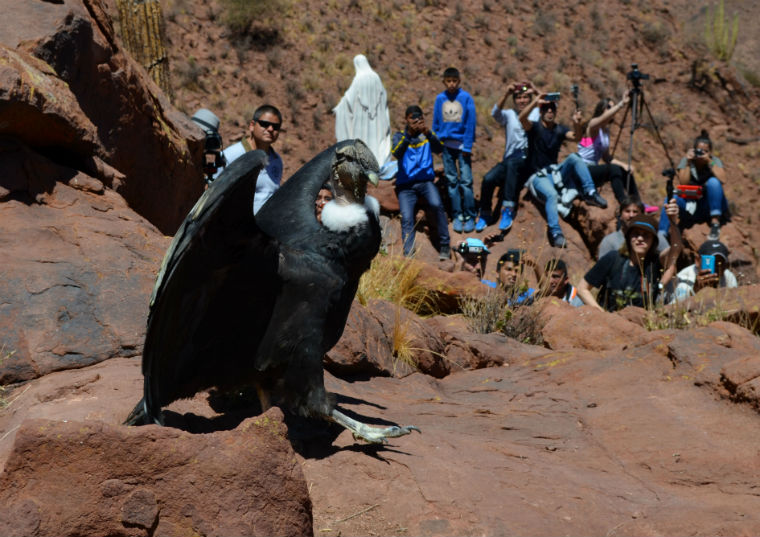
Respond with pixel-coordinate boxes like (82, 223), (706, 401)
(0, 179), (169, 384)
(0, 411), (312, 537)
(0, 0), (204, 234)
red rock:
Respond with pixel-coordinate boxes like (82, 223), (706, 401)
(0, 410), (311, 537)
(534, 297), (648, 351)
(0, 0), (204, 234)
(0, 181), (169, 384)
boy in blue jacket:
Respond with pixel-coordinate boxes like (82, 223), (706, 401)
(432, 67), (477, 233)
(392, 105), (451, 259)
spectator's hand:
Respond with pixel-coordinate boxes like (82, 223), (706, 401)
(483, 231), (505, 245)
(694, 268), (719, 292)
(665, 197), (679, 224)
(505, 82), (516, 95)
(621, 91), (631, 107)
(521, 253), (537, 267)
(686, 147), (696, 162)
(572, 109), (583, 124)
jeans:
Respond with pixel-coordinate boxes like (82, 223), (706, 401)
(482, 151), (529, 212)
(396, 180), (451, 256)
(558, 153), (595, 195)
(657, 176), (729, 233)
(530, 172), (561, 237)
(587, 163), (639, 203)
(441, 146), (476, 221)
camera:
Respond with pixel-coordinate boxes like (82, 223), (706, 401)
(626, 63), (650, 87)
(695, 148), (706, 157)
(191, 108), (227, 185)
(457, 242), (485, 256)
(545, 92), (561, 102)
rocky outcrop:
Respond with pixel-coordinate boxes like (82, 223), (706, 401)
(0, 410), (312, 537)
(0, 0), (204, 234)
(0, 179), (169, 384)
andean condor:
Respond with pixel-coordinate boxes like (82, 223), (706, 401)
(125, 140), (419, 443)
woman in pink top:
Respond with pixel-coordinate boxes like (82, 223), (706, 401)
(578, 92), (643, 206)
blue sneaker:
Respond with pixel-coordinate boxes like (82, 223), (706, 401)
(499, 206), (514, 231)
(463, 218), (475, 233)
(475, 217), (488, 232)
(452, 218), (463, 233)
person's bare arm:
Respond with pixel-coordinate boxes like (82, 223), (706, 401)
(660, 198), (683, 285)
(587, 92), (629, 140)
(577, 278), (604, 311)
(711, 161), (726, 181)
(565, 108), (584, 142)
(519, 92), (543, 131)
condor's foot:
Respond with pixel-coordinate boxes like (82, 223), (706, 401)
(330, 408), (421, 444)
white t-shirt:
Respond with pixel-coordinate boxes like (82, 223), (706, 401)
(665, 263), (738, 304)
(491, 105), (540, 160)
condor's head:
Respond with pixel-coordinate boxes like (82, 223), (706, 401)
(321, 140), (380, 232)
(330, 140), (379, 205)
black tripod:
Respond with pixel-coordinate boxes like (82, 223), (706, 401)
(610, 64), (677, 198)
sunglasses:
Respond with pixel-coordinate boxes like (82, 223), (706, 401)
(256, 119), (281, 131)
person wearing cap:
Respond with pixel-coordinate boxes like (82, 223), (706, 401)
(475, 81), (541, 233)
(391, 105), (451, 260)
(577, 200), (682, 312)
(215, 104), (283, 214)
(665, 240), (737, 303)
(544, 259), (584, 307)
(496, 249), (542, 305)
(519, 90), (609, 248)
(597, 195), (670, 260)
(456, 238), (492, 284)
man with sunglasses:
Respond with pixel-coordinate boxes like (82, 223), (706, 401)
(217, 104), (283, 214)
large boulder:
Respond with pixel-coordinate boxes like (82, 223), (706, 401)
(0, 411), (312, 537)
(0, 174), (169, 384)
(0, 0), (204, 234)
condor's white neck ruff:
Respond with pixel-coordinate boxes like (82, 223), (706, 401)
(321, 195), (379, 232)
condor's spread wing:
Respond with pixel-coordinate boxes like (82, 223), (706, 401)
(141, 150), (280, 421)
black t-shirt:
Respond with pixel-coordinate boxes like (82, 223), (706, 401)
(584, 251), (662, 312)
(526, 120), (570, 174)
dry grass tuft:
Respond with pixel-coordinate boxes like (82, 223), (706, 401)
(357, 253), (438, 315)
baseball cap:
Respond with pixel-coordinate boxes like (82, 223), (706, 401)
(498, 248), (524, 268)
(624, 214), (658, 240)
(191, 108), (221, 134)
(698, 240), (729, 261)
(457, 237), (490, 256)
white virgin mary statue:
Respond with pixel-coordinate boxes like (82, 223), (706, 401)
(333, 54), (396, 179)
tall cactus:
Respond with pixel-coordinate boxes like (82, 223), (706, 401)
(705, 0), (739, 62)
(116, 0), (173, 100)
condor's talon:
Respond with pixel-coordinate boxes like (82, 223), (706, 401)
(331, 408), (421, 444)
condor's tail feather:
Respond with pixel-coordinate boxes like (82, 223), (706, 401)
(123, 396), (164, 426)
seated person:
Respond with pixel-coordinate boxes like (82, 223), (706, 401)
(578, 93), (644, 205)
(544, 258), (583, 306)
(597, 195), (669, 259)
(392, 105), (451, 260)
(658, 130), (730, 241)
(519, 91), (608, 248)
(664, 239), (737, 303)
(456, 238), (493, 285)
(315, 185), (333, 224)
(577, 205), (682, 312)
(496, 249), (541, 305)
(476, 81), (540, 232)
